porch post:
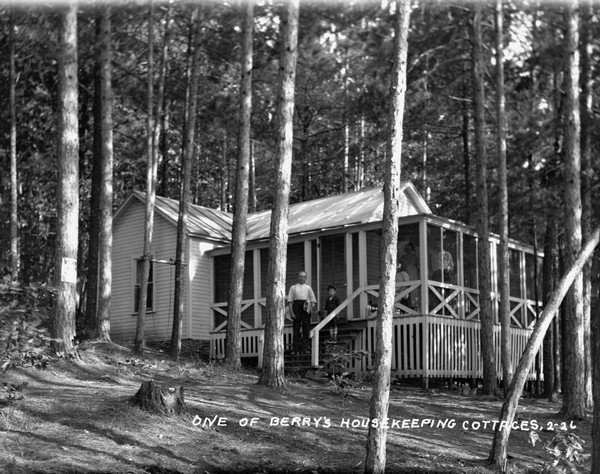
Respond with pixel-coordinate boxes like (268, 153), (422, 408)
(305, 240), (317, 324)
(304, 240), (313, 286)
(186, 243), (193, 338)
(457, 232), (465, 319)
(258, 332), (264, 368)
(420, 219), (429, 388)
(491, 241), (498, 323)
(419, 219), (428, 315)
(359, 230), (368, 316)
(345, 233), (354, 319)
(520, 250), (526, 327)
(253, 249), (261, 328)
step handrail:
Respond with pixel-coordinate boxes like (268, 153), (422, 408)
(309, 287), (363, 367)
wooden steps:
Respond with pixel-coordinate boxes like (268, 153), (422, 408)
(284, 320), (368, 374)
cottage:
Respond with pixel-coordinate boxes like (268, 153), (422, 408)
(111, 182), (542, 382)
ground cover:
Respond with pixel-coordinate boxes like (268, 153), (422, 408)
(0, 340), (591, 474)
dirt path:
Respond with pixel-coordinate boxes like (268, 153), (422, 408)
(0, 341), (591, 473)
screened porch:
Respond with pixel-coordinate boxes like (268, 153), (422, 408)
(209, 214), (542, 380)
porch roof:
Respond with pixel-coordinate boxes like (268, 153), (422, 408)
(245, 182), (431, 241)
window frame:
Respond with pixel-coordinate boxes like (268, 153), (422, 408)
(133, 257), (154, 314)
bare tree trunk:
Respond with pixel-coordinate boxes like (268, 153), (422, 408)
(488, 227), (600, 472)
(364, 2), (410, 472)
(96, 6), (113, 341)
(9, 9), (19, 281)
(171, 7), (202, 359)
(249, 140), (256, 212)
(561, 0), (585, 420)
(225, 0), (254, 371)
(472, 2), (497, 395)
(154, 1), (172, 198)
(592, 267), (600, 474)
(87, 8), (113, 341)
(221, 135), (228, 211)
(495, 0), (511, 393)
(257, 0), (299, 389)
(542, 212), (558, 400)
(85, 16), (102, 338)
(134, 1), (157, 356)
(52, 2), (79, 355)
(461, 68), (471, 226)
(357, 116), (365, 190)
(579, 0), (593, 409)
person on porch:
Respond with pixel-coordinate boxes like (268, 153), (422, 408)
(395, 261), (411, 313)
(429, 242), (455, 313)
(430, 242), (454, 283)
(322, 285), (341, 341)
(399, 242), (420, 309)
(288, 271), (317, 354)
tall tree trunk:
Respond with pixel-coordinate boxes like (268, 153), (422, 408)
(489, 227), (600, 472)
(85, 16), (102, 338)
(542, 211), (558, 400)
(221, 135), (228, 211)
(561, 0), (585, 420)
(579, 0), (593, 409)
(592, 257), (600, 474)
(9, 9), (19, 281)
(249, 140), (256, 212)
(96, 6), (113, 341)
(257, 0), (299, 389)
(52, 2), (79, 355)
(155, 1), (172, 198)
(225, 0), (254, 371)
(357, 116), (365, 190)
(461, 67), (471, 226)
(87, 7), (113, 341)
(171, 6), (202, 359)
(472, 2), (497, 395)
(495, 0), (511, 393)
(134, 0), (157, 356)
(364, 2), (410, 472)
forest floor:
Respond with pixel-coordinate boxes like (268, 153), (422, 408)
(0, 340), (592, 474)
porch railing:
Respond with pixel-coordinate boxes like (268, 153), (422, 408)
(210, 326), (294, 367)
(209, 282), (542, 381)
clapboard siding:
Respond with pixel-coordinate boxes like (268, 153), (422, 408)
(111, 199), (181, 342)
(190, 239), (217, 340)
(111, 196), (225, 344)
(111, 199), (145, 342)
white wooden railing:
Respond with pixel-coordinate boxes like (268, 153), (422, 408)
(361, 316), (540, 380)
(210, 327), (293, 368)
(209, 282), (542, 381)
(308, 287), (363, 367)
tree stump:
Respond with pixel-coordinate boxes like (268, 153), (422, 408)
(131, 380), (187, 415)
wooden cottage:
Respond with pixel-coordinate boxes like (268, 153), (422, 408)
(111, 182), (542, 382)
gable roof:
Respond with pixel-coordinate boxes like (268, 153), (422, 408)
(114, 190), (233, 243)
(245, 181), (431, 241)
(114, 181), (431, 243)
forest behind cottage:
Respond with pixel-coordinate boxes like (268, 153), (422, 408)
(1, 0), (600, 472)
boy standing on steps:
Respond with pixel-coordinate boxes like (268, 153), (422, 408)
(323, 285), (341, 342)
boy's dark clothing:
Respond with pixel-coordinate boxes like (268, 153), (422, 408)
(323, 295), (341, 330)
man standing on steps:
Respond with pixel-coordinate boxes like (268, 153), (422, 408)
(287, 271), (317, 354)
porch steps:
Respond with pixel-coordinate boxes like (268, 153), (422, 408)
(284, 320), (368, 373)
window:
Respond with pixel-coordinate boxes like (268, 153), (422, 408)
(463, 234), (478, 289)
(134, 259), (153, 313)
